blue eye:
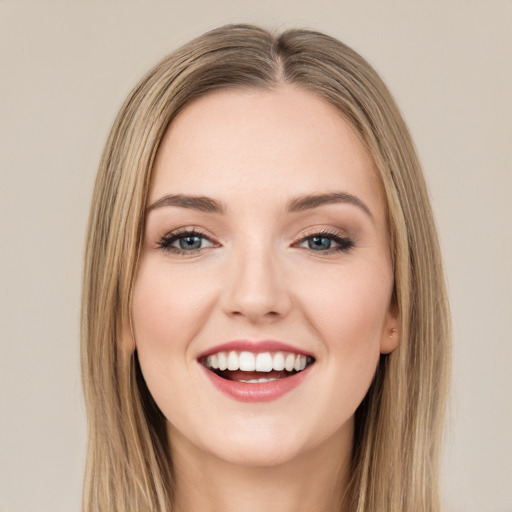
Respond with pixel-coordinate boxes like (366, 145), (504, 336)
(158, 229), (353, 256)
(177, 235), (203, 250)
(307, 236), (333, 251)
(158, 230), (215, 254)
(298, 231), (354, 253)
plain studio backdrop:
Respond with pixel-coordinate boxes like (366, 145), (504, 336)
(0, 2), (511, 511)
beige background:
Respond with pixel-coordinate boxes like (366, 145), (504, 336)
(1, 1), (511, 511)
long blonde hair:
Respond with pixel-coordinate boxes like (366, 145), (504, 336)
(81, 24), (451, 511)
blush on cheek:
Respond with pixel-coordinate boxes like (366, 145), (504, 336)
(302, 277), (389, 409)
(307, 278), (390, 341)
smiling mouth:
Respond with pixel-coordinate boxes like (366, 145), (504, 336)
(201, 350), (316, 383)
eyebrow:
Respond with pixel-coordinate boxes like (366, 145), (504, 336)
(285, 192), (373, 218)
(147, 194), (226, 214)
(147, 191), (372, 219)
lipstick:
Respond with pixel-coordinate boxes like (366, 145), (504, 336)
(197, 339), (315, 402)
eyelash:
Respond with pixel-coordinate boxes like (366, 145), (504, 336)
(298, 229), (355, 254)
(157, 228), (355, 256)
(157, 228), (217, 256)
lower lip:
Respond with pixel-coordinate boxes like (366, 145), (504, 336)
(200, 364), (313, 403)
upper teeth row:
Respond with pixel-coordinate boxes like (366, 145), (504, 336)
(204, 351), (310, 372)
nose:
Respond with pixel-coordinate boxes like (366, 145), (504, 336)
(221, 243), (292, 324)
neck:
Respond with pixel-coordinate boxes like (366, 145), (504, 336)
(169, 421), (354, 512)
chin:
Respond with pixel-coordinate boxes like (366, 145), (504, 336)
(169, 414), (310, 468)
(210, 437), (306, 468)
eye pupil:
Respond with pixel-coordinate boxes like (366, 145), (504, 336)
(308, 236), (331, 250)
(180, 236), (202, 250)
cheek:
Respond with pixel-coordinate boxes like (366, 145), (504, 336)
(299, 264), (392, 400)
(131, 258), (215, 418)
(130, 259), (203, 389)
(132, 258), (215, 350)
(302, 263), (392, 343)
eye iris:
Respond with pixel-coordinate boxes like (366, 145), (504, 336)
(308, 236), (331, 250)
(179, 235), (202, 250)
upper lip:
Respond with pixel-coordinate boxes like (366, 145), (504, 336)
(197, 340), (315, 359)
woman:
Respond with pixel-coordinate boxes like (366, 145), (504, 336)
(81, 24), (451, 511)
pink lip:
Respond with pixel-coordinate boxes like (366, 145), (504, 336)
(199, 362), (313, 403)
(197, 339), (315, 403)
(198, 339), (314, 359)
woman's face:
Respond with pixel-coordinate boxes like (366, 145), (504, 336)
(131, 85), (399, 466)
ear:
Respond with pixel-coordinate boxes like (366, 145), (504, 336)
(380, 302), (400, 354)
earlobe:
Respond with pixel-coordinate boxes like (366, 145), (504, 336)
(380, 303), (400, 354)
(380, 323), (400, 354)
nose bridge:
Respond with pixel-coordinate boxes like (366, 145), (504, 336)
(223, 234), (291, 321)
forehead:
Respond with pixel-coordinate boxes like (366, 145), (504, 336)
(150, 85), (383, 217)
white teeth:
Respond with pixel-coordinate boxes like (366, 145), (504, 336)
(204, 350), (312, 374)
(255, 352), (273, 372)
(217, 352), (227, 371)
(227, 351), (239, 371)
(272, 352), (285, 371)
(238, 377), (279, 383)
(285, 353), (295, 372)
(207, 354), (219, 369)
(239, 351), (256, 371)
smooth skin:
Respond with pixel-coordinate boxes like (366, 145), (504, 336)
(130, 85), (400, 512)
